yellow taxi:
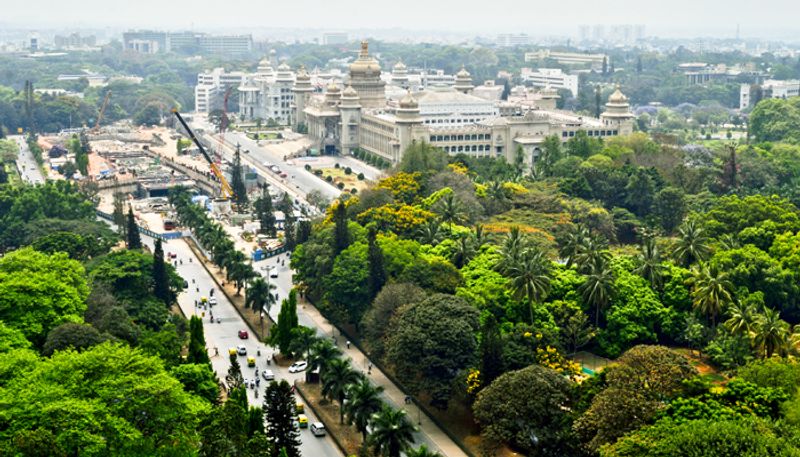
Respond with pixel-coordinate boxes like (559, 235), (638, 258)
(247, 356), (256, 367)
(228, 347), (237, 356)
(297, 414), (308, 428)
(296, 402), (304, 414)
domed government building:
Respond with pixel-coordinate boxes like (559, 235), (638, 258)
(234, 41), (635, 168)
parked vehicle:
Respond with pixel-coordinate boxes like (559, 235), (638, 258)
(288, 361), (307, 373)
(261, 369), (275, 381)
(297, 414), (308, 428)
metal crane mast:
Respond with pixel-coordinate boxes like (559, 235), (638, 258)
(171, 108), (234, 201)
(91, 91), (112, 133)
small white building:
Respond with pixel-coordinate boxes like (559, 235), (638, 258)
(194, 67), (247, 113)
(520, 68), (579, 97)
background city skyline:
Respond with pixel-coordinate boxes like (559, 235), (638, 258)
(3, 0), (800, 40)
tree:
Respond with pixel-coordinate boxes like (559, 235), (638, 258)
(602, 418), (800, 457)
(0, 248), (89, 346)
(245, 276), (276, 317)
(636, 55), (643, 74)
(435, 192), (466, 230)
(133, 103), (162, 125)
(230, 148), (248, 209)
(125, 207), (142, 250)
(368, 406), (417, 457)
(170, 363), (219, 403)
(152, 239), (172, 305)
(595, 85), (603, 117)
(226, 353), (244, 391)
(188, 315), (210, 365)
(42, 322), (107, 356)
(321, 358), (363, 423)
(574, 345), (697, 451)
(688, 263), (735, 327)
(602, 57), (608, 76)
(254, 184), (277, 237)
(751, 307), (790, 358)
(361, 283), (426, 359)
(385, 294), (479, 409)
(479, 314), (505, 388)
(673, 220), (711, 267)
(367, 226), (387, 302)
(624, 168), (655, 217)
(635, 236), (665, 290)
(406, 445), (443, 457)
(397, 141), (448, 175)
(579, 255), (615, 326)
(332, 199), (350, 255)
(263, 380), (300, 457)
(748, 97), (800, 143)
(474, 365), (575, 455)
(288, 326), (317, 362)
(567, 130), (602, 159)
(0, 343), (209, 456)
(308, 339), (343, 379)
(503, 248), (552, 324)
(725, 300), (758, 336)
(653, 187), (686, 234)
(345, 378), (385, 442)
(270, 290), (298, 356)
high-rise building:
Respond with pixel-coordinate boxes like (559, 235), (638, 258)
(123, 30), (252, 56)
(322, 32), (348, 45)
(496, 34), (533, 47)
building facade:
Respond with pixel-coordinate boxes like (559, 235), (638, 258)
(124, 30), (252, 56)
(194, 68), (247, 113)
(521, 68), (579, 97)
(297, 41), (634, 168)
(237, 58), (296, 124)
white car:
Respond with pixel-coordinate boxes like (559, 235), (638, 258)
(209, 297), (218, 306)
(288, 361), (308, 373)
(310, 422), (326, 437)
(262, 369), (275, 381)
(237, 345), (247, 356)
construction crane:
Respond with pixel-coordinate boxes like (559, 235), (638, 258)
(91, 91), (112, 133)
(171, 108), (234, 201)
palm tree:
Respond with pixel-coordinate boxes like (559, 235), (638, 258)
(751, 307), (790, 358)
(416, 218), (442, 246)
(688, 263), (735, 327)
(473, 224), (488, 249)
(344, 379), (385, 442)
(450, 234), (476, 269)
(435, 193), (466, 231)
(558, 225), (590, 268)
(308, 339), (343, 379)
(245, 276), (276, 315)
(496, 226), (525, 274)
(674, 220), (712, 267)
(321, 358), (363, 423)
(406, 445), (443, 457)
(573, 234), (610, 275)
(288, 326), (319, 361)
(717, 233), (741, 251)
(368, 406), (417, 457)
(503, 248), (551, 324)
(724, 301), (757, 336)
(579, 255), (615, 327)
(635, 236), (665, 289)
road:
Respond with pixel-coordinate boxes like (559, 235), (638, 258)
(10, 135), (45, 184)
(143, 235), (342, 457)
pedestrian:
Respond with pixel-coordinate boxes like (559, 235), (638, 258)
(368, 362), (372, 374)
(346, 340), (350, 349)
(194, 300), (197, 307)
(214, 347), (219, 356)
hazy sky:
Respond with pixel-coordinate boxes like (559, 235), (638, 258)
(5, 0), (800, 38)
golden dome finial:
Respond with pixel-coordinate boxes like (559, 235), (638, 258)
(360, 40), (369, 57)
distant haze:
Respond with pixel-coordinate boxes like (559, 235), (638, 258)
(4, 0), (800, 39)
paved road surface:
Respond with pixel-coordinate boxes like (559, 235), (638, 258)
(142, 235), (342, 457)
(10, 135), (45, 184)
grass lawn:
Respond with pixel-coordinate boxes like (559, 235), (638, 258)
(319, 167), (370, 192)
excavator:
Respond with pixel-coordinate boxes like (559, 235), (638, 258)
(171, 108), (234, 202)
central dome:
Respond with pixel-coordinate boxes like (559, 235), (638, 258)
(349, 41), (382, 76)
